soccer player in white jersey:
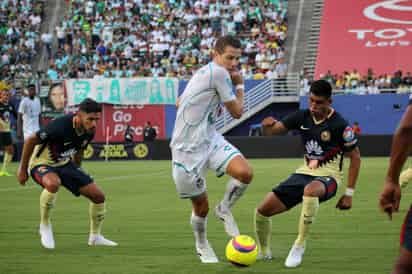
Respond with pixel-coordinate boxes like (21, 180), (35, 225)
(17, 84), (41, 141)
(170, 35), (253, 263)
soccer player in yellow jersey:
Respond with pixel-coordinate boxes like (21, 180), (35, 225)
(17, 98), (117, 249)
(255, 80), (361, 267)
(0, 82), (17, 176)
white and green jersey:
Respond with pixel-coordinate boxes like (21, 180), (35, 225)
(170, 62), (235, 152)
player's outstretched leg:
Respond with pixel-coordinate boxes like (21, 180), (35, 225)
(285, 196), (319, 268)
(254, 191), (287, 261)
(399, 167), (412, 188)
(39, 189), (57, 249)
(254, 209), (273, 260)
(215, 156), (252, 237)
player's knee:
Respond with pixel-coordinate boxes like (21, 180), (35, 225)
(43, 178), (61, 193)
(303, 182), (324, 197)
(239, 167), (253, 184)
(6, 145), (14, 154)
(91, 193), (105, 204)
(257, 206), (272, 218)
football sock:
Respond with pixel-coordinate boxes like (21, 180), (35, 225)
(254, 209), (272, 254)
(190, 212), (207, 247)
(1, 151), (12, 172)
(400, 167), (412, 188)
(221, 178), (248, 210)
(90, 202), (106, 235)
(295, 196), (319, 246)
(40, 189), (57, 225)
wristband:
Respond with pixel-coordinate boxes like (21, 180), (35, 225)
(235, 84), (244, 91)
(345, 188), (355, 197)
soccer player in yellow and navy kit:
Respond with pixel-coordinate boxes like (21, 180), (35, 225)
(0, 82), (17, 176)
(380, 96), (412, 274)
(255, 80), (361, 267)
(17, 98), (117, 249)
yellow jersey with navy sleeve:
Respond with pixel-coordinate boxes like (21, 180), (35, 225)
(281, 109), (358, 184)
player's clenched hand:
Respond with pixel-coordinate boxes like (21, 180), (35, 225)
(379, 180), (401, 220)
(336, 195), (352, 210)
(230, 70), (243, 86)
(262, 117), (277, 128)
(17, 166), (28, 186)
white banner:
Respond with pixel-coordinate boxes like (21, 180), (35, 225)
(65, 78), (178, 106)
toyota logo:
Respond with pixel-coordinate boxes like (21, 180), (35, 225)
(363, 0), (412, 24)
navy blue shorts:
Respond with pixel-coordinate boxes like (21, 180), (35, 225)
(0, 132), (12, 146)
(401, 205), (412, 252)
(31, 162), (94, 196)
(272, 173), (338, 209)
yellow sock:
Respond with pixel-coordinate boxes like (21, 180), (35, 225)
(40, 189), (57, 225)
(90, 202), (106, 235)
(400, 167), (412, 188)
(254, 209), (272, 255)
(1, 152), (12, 172)
(295, 196), (319, 246)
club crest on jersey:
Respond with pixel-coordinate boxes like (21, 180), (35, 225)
(320, 130), (331, 142)
(343, 127), (355, 142)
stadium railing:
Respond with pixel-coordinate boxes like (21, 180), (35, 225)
(216, 72), (299, 134)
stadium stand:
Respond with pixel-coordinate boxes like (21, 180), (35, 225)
(44, 0), (288, 80)
(0, 0), (45, 82)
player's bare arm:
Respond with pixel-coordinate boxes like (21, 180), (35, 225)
(336, 147), (361, 210)
(224, 71), (244, 119)
(17, 133), (41, 185)
(261, 117), (288, 136)
(17, 112), (23, 140)
(380, 105), (412, 218)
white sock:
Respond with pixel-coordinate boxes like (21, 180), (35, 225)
(190, 212), (207, 247)
(221, 178), (248, 210)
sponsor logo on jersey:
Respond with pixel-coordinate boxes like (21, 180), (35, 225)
(305, 140), (324, 155)
(58, 148), (77, 161)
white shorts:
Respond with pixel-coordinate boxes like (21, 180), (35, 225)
(171, 135), (242, 199)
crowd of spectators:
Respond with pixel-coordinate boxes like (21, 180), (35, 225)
(301, 69), (412, 95)
(0, 0), (44, 82)
(45, 0), (288, 80)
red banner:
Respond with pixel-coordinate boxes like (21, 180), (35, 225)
(315, 0), (412, 78)
(94, 105), (165, 142)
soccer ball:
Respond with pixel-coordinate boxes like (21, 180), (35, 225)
(225, 235), (258, 266)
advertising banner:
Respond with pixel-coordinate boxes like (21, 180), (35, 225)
(65, 78), (178, 106)
(93, 104), (165, 143)
(315, 0), (412, 78)
(83, 142), (152, 160)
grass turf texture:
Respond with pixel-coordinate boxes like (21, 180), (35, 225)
(0, 158), (407, 274)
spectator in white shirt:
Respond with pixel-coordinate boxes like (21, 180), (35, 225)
(17, 84), (41, 141)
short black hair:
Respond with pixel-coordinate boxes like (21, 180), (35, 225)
(27, 84), (36, 89)
(310, 80), (332, 99)
(79, 98), (102, 113)
(214, 35), (241, 54)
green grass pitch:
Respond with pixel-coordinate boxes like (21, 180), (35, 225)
(0, 158), (408, 274)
